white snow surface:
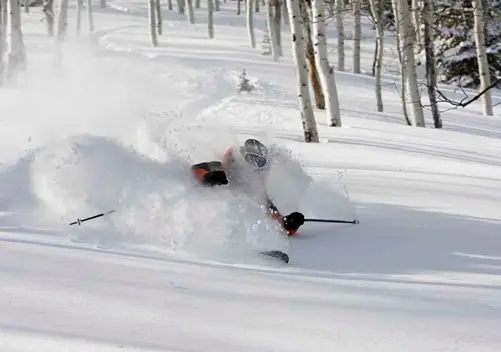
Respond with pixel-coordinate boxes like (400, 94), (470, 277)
(1, 1), (501, 351)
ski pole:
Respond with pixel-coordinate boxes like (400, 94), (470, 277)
(69, 210), (116, 226)
(304, 218), (359, 224)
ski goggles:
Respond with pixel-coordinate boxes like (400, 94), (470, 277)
(244, 152), (268, 168)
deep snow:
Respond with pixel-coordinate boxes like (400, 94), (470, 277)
(1, 1), (501, 351)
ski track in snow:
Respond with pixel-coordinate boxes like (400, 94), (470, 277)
(1, 1), (501, 351)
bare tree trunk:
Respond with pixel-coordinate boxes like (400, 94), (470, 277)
(177, 0), (184, 14)
(286, 0), (319, 142)
(99, 0), (105, 8)
(422, 0), (441, 127)
(255, 0), (259, 11)
(195, 0), (199, 9)
(282, 0), (289, 26)
(371, 39), (377, 76)
(24, 0), (28, 12)
(237, 0), (241, 14)
(149, 0), (158, 46)
(87, 0), (94, 32)
(208, 0), (214, 38)
(1, 0), (6, 28)
(0, 0), (5, 81)
(267, 0), (279, 60)
(247, 0), (256, 48)
(76, 0), (83, 35)
(56, 0), (69, 40)
(390, 0), (409, 124)
(411, 0), (421, 49)
(336, 0), (344, 71)
(274, 0), (282, 55)
(168, 0), (173, 10)
(214, 0), (219, 11)
(395, 0), (424, 127)
(312, 0), (341, 126)
(155, 0), (162, 35)
(43, 0), (55, 36)
(54, 0), (69, 65)
(472, 0), (493, 116)
(185, 0), (194, 23)
(368, 0), (384, 112)
(352, 0), (361, 73)
(301, 0), (324, 109)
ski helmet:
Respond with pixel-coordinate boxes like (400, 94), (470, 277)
(240, 138), (268, 169)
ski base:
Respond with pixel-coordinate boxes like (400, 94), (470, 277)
(260, 250), (289, 263)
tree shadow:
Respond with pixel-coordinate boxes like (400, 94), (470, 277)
(290, 201), (501, 287)
(327, 135), (501, 168)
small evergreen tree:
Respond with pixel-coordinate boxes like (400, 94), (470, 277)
(261, 34), (271, 56)
(433, 0), (501, 88)
(237, 69), (255, 93)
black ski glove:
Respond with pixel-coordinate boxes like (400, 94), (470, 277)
(282, 212), (305, 231)
(203, 170), (228, 186)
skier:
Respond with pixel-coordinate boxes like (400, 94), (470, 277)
(191, 138), (305, 236)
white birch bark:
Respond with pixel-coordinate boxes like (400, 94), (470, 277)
(301, 0), (324, 109)
(53, 0), (68, 65)
(0, 0), (5, 79)
(391, 0), (410, 124)
(246, 0), (256, 48)
(6, 0), (25, 74)
(43, 0), (55, 36)
(394, 0), (424, 127)
(352, 0), (361, 73)
(1, 0), (6, 28)
(155, 0), (162, 35)
(76, 0), (83, 35)
(56, 0), (69, 41)
(208, 0), (214, 38)
(87, 0), (94, 32)
(282, 0), (288, 27)
(267, 0), (279, 60)
(422, 0), (441, 127)
(411, 0), (421, 49)
(368, 0), (384, 112)
(472, 0), (493, 116)
(312, 0), (341, 127)
(286, 0), (319, 142)
(185, 0), (194, 23)
(336, 0), (344, 71)
(149, 0), (158, 46)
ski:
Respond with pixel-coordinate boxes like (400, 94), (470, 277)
(260, 250), (289, 263)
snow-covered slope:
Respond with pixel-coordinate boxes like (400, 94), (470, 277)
(1, 1), (501, 351)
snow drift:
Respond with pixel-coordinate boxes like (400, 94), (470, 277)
(0, 128), (355, 263)
(0, 134), (291, 261)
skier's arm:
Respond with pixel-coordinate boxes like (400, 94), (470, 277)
(265, 197), (282, 218)
(265, 197), (304, 236)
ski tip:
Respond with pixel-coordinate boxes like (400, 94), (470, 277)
(260, 250), (289, 264)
